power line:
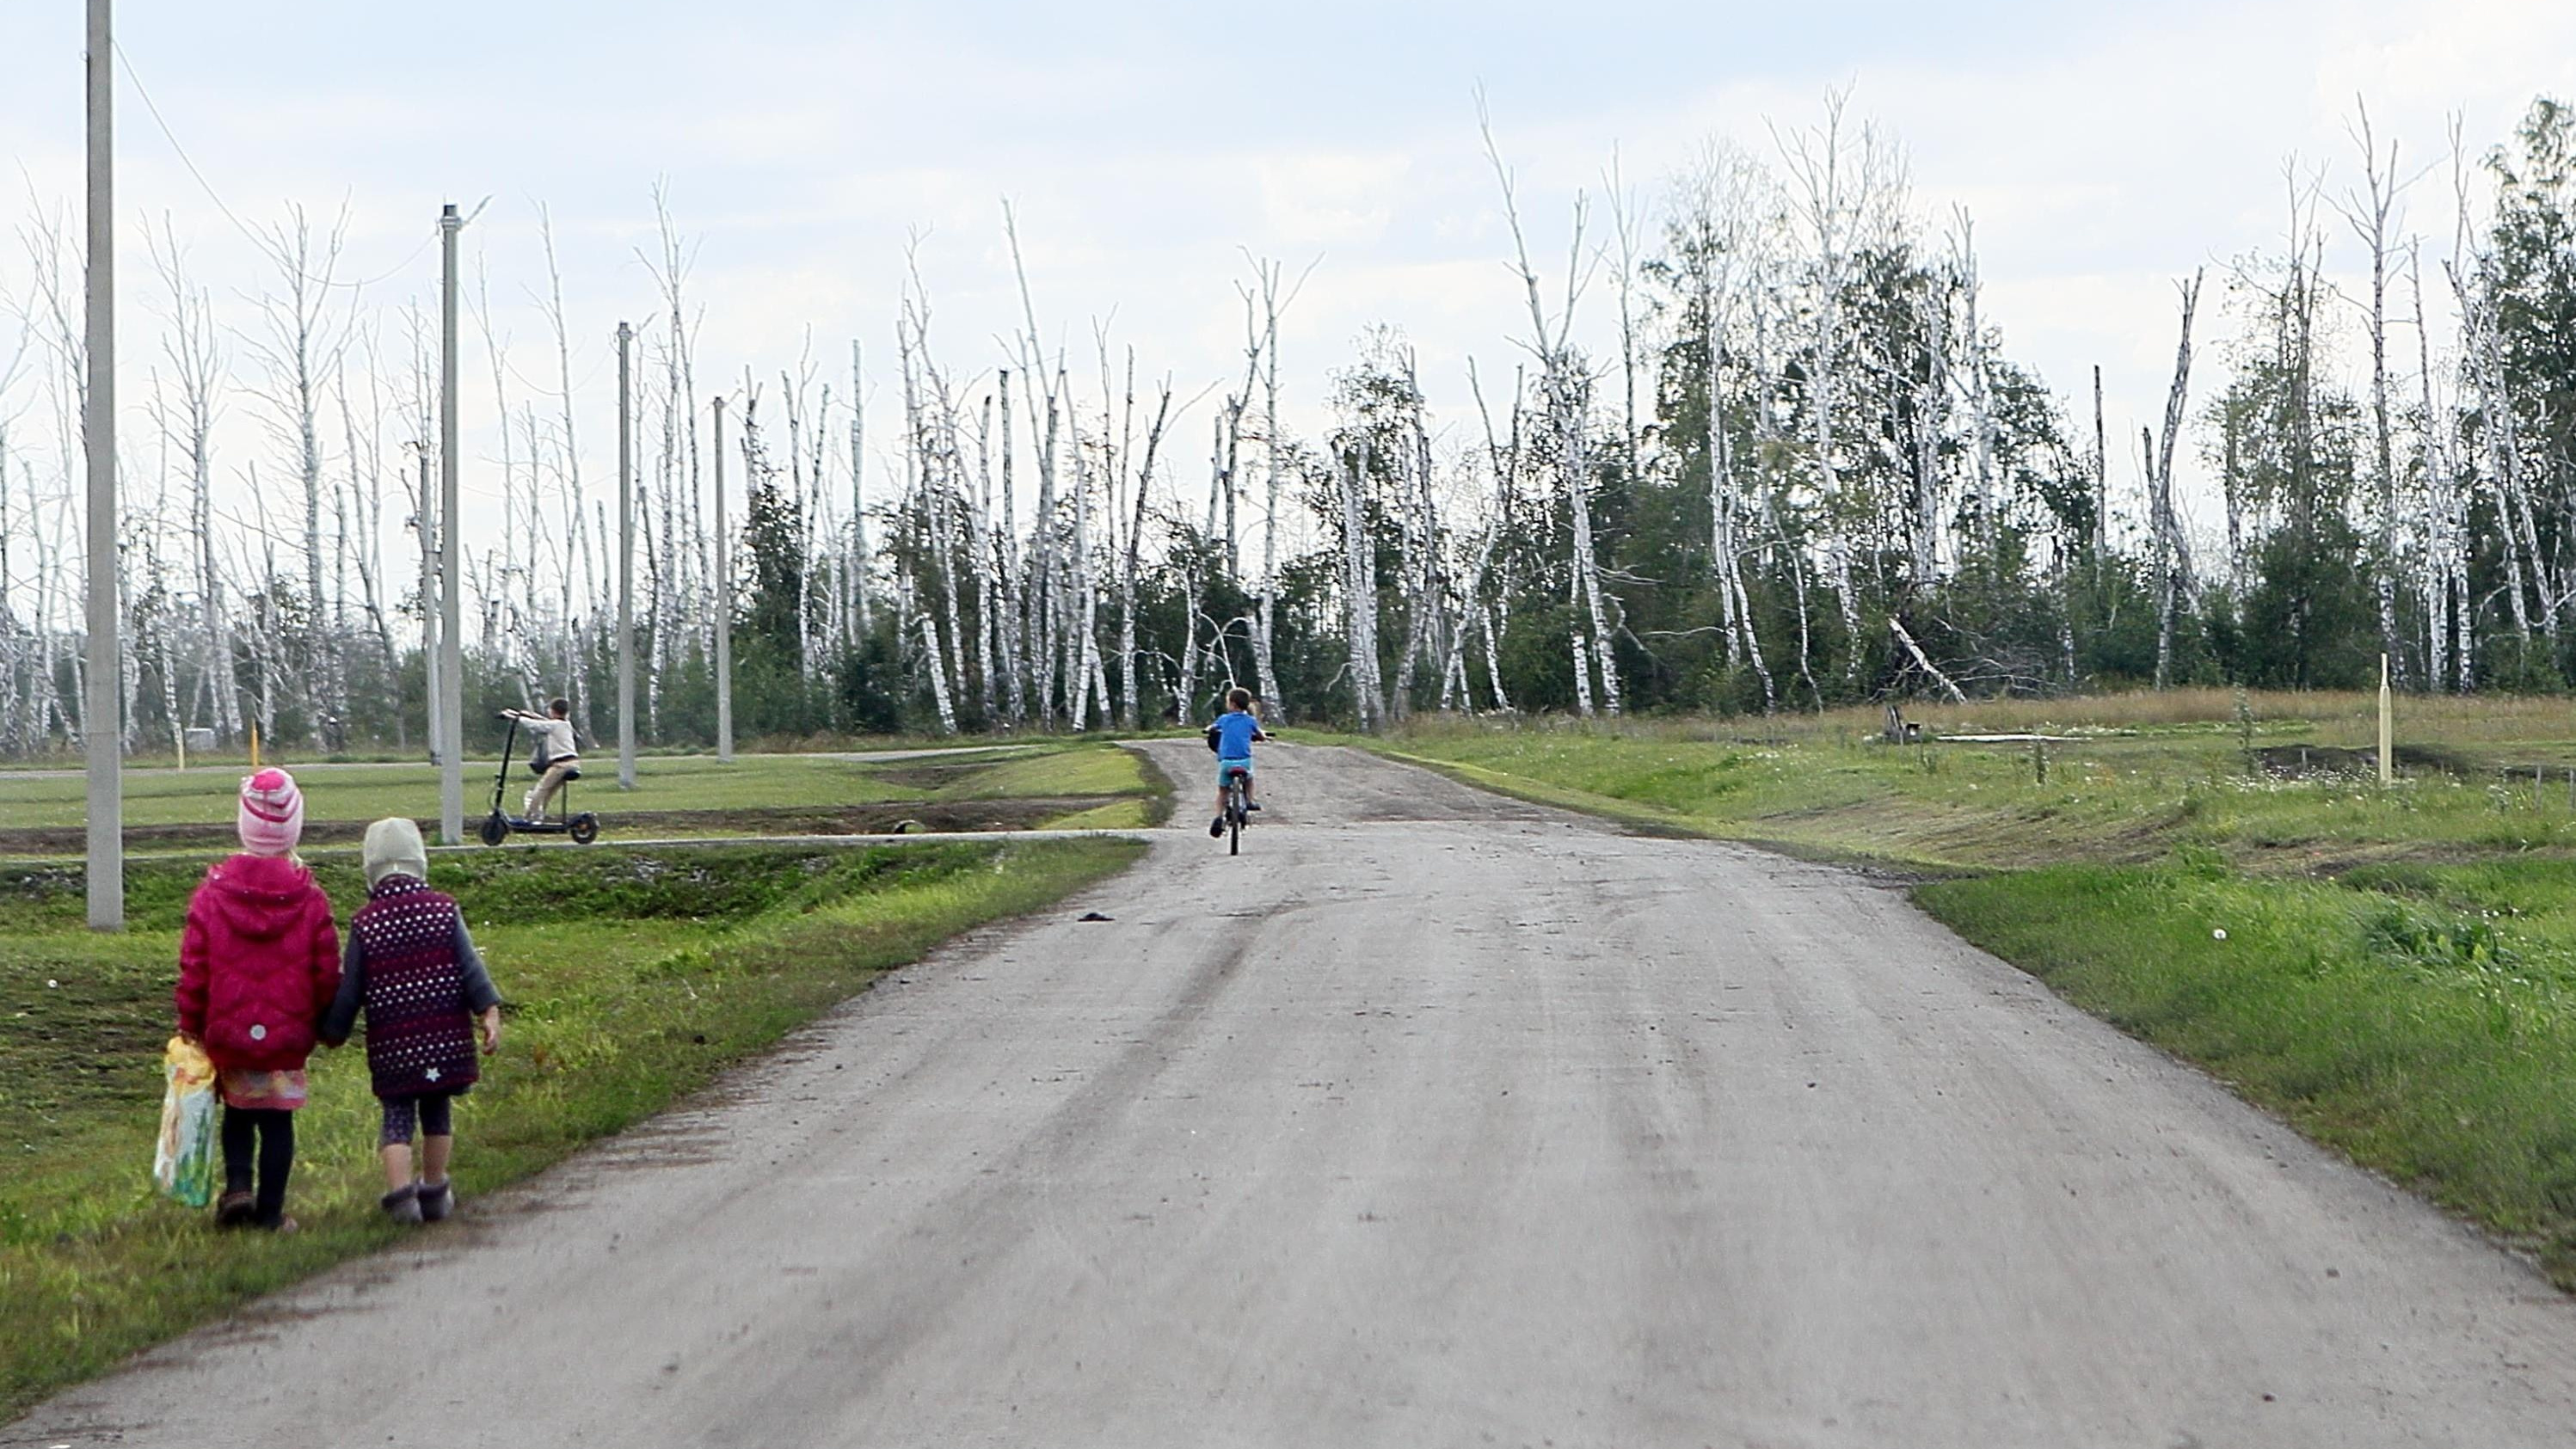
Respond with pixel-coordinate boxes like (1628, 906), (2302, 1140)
(113, 40), (436, 291)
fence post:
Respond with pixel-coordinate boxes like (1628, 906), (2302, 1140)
(2377, 653), (2393, 786)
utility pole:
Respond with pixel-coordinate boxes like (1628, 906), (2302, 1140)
(713, 395), (734, 764)
(84, 0), (122, 930)
(438, 203), (465, 844)
(417, 444), (439, 764)
(617, 321), (636, 789)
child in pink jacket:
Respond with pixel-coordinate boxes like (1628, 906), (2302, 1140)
(174, 769), (340, 1231)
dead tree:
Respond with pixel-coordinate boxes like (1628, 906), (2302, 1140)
(1482, 101), (1621, 715)
(2151, 270), (2203, 689)
(243, 206), (348, 747)
(1775, 88), (1895, 684)
(149, 224), (242, 741)
(2335, 99), (2416, 683)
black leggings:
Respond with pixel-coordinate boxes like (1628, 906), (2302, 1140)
(379, 1091), (454, 1148)
(219, 1107), (295, 1226)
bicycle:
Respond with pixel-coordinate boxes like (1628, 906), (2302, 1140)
(1220, 762), (1251, 856)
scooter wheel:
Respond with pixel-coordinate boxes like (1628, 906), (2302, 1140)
(478, 812), (509, 847)
(569, 814), (600, 845)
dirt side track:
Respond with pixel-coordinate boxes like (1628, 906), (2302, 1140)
(11, 742), (2573, 1447)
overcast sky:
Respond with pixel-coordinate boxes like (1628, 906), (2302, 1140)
(4, 0), (2574, 561)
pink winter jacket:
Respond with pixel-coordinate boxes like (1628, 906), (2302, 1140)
(175, 854), (341, 1073)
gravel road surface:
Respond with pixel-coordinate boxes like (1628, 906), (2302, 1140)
(13, 740), (2573, 1447)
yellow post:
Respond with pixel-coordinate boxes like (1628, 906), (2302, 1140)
(175, 725), (187, 773)
(2377, 654), (2394, 786)
(249, 723), (261, 771)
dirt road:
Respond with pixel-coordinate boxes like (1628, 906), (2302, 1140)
(14, 742), (2573, 1446)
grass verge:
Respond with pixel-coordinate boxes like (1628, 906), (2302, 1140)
(0, 837), (1141, 1421)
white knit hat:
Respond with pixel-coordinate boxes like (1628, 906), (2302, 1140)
(362, 817), (429, 887)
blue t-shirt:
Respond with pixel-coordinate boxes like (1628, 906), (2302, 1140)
(1211, 711), (1262, 760)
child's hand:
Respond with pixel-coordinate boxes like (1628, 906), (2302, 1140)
(480, 1006), (504, 1055)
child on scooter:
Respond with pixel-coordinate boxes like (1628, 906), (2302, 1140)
(502, 697), (580, 822)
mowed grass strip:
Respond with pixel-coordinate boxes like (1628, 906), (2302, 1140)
(0, 838), (1142, 1421)
(0, 754), (913, 832)
(1357, 708), (2576, 873)
(1354, 709), (2576, 1288)
(0, 741), (1147, 837)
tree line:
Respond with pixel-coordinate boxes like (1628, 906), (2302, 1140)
(2, 93), (2573, 754)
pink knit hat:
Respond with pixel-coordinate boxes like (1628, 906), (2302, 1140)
(237, 768), (304, 856)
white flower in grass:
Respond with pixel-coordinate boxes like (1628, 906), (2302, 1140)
(2212, 928), (2229, 941)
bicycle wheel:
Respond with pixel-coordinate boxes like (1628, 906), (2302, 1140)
(1227, 783), (1244, 856)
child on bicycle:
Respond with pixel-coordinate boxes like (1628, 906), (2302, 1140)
(1204, 687), (1270, 838)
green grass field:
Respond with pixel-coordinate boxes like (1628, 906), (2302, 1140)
(0, 837), (1143, 1421)
(1356, 692), (2576, 1288)
(1356, 691), (2576, 874)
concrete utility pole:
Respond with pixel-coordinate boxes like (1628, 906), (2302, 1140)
(84, 0), (122, 930)
(417, 445), (439, 764)
(616, 322), (636, 789)
(713, 395), (734, 764)
(439, 204), (464, 844)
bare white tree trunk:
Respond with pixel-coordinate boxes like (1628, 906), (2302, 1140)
(917, 607), (956, 734)
(247, 206), (347, 747)
(970, 391), (999, 723)
(2412, 249), (2469, 692)
(1118, 375), (1170, 729)
(1245, 258), (1299, 717)
(2151, 271), (2203, 690)
(150, 228), (242, 742)
(1482, 103), (1621, 715)
(1339, 446), (1384, 728)
(1675, 149), (1776, 711)
(1777, 89), (1891, 685)
(2450, 255), (2539, 647)
(537, 210), (593, 734)
(1953, 208), (2000, 576)
(2338, 101), (2408, 683)
(995, 369), (1029, 723)
(850, 341), (872, 640)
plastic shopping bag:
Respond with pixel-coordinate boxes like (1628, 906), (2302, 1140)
(153, 1035), (218, 1208)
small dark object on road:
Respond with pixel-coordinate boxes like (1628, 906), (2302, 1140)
(1078, 912), (1114, 923)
